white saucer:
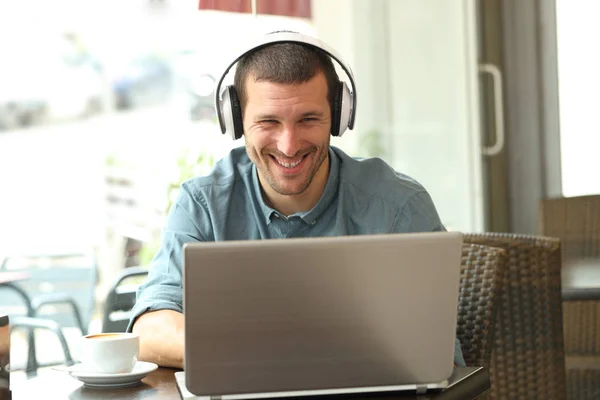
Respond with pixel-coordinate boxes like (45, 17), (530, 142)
(67, 361), (158, 388)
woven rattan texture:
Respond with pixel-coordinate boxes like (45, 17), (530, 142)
(464, 233), (567, 400)
(538, 195), (600, 261)
(567, 368), (600, 400)
(457, 243), (506, 369)
(539, 195), (600, 399)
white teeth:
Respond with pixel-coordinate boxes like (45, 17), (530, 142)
(276, 158), (302, 168)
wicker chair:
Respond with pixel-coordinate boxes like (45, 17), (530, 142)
(464, 233), (567, 400)
(538, 195), (600, 262)
(539, 194), (600, 400)
(457, 243), (506, 369)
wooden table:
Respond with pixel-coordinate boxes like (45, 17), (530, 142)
(9, 366), (490, 400)
(562, 258), (600, 301)
(0, 272), (30, 285)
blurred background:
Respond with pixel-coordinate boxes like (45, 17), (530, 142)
(0, 0), (598, 377)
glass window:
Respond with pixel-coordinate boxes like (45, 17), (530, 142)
(556, 0), (600, 196)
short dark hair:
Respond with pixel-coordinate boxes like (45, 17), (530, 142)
(233, 42), (339, 117)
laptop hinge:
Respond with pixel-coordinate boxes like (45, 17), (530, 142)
(416, 385), (428, 394)
(210, 397), (222, 400)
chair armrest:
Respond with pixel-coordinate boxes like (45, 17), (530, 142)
(0, 283), (35, 316)
(9, 317), (75, 367)
(31, 293), (74, 309)
(113, 266), (149, 288)
(31, 293), (86, 335)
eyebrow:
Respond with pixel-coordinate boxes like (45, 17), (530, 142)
(299, 111), (325, 118)
(254, 111), (325, 121)
(254, 114), (279, 121)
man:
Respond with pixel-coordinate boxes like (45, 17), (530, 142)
(129, 32), (465, 369)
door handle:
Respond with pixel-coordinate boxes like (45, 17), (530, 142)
(479, 64), (505, 156)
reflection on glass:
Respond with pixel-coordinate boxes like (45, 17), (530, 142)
(0, 1), (314, 371)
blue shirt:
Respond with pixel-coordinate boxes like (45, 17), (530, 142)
(129, 146), (465, 366)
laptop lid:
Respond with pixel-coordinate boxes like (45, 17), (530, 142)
(174, 367), (488, 400)
(183, 232), (463, 398)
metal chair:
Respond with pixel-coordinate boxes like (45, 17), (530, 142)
(101, 266), (148, 333)
(457, 243), (506, 370)
(0, 279), (76, 375)
(464, 233), (567, 400)
(0, 251), (98, 374)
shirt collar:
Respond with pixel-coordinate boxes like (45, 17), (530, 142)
(251, 148), (340, 225)
(251, 166), (277, 225)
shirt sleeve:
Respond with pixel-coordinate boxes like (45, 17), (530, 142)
(392, 190), (446, 233)
(454, 337), (466, 367)
(392, 189), (467, 367)
(126, 183), (211, 332)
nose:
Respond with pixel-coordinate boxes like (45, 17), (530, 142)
(275, 124), (302, 157)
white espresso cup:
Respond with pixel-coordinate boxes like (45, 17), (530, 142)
(79, 332), (139, 374)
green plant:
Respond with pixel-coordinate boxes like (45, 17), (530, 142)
(360, 128), (387, 159)
(139, 148), (215, 266)
(166, 148), (215, 214)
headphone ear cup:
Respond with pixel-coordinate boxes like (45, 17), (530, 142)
(220, 86), (244, 140)
(330, 82), (343, 137)
(337, 82), (352, 137)
(229, 87), (244, 140)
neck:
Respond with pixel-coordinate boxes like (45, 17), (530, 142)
(260, 155), (330, 216)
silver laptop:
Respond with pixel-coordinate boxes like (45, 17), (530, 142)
(181, 232), (463, 399)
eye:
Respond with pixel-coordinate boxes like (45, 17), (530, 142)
(301, 117), (318, 123)
(259, 119), (278, 125)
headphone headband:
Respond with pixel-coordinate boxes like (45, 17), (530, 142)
(214, 31), (357, 134)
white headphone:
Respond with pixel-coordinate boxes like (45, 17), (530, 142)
(214, 31), (357, 140)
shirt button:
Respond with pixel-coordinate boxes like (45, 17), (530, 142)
(311, 220), (317, 226)
(273, 214), (280, 218)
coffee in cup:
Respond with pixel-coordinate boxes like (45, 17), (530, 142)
(79, 332), (139, 374)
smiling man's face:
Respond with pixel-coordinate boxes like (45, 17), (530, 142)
(243, 71), (331, 200)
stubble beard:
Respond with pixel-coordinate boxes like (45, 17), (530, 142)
(248, 142), (329, 197)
